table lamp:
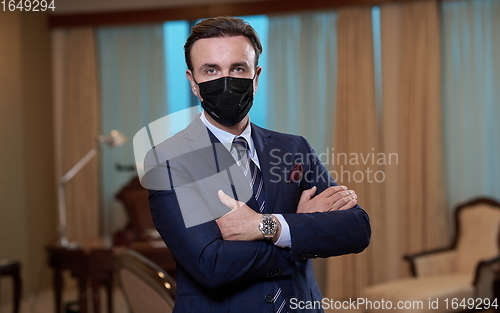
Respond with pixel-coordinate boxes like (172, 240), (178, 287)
(57, 130), (127, 248)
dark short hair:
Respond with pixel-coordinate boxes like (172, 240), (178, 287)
(184, 16), (263, 71)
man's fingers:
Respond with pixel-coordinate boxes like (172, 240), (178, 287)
(329, 193), (357, 211)
(337, 198), (357, 211)
(218, 190), (241, 210)
(297, 185), (358, 213)
(333, 190), (355, 201)
(298, 186), (317, 205)
(319, 185), (348, 198)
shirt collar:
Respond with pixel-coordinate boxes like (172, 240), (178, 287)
(200, 111), (255, 155)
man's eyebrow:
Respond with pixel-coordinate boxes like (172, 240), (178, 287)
(199, 62), (250, 70)
(231, 62), (250, 68)
(200, 63), (221, 70)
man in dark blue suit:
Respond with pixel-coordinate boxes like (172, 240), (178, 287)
(142, 16), (370, 313)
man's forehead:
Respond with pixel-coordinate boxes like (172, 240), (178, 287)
(191, 35), (252, 46)
(190, 36), (256, 66)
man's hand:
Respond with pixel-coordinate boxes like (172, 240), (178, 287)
(297, 185), (357, 213)
(216, 190), (264, 241)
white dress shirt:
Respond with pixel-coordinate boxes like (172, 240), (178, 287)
(200, 112), (291, 248)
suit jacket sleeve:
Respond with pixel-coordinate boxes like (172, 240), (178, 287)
(281, 136), (371, 262)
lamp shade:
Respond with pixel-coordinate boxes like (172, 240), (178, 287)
(99, 130), (127, 147)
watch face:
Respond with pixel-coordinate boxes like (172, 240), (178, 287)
(260, 215), (277, 238)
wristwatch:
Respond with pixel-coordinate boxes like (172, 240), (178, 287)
(259, 214), (278, 240)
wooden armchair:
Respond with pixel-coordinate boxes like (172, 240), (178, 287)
(363, 198), (500, 312)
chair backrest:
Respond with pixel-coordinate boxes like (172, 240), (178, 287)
(116, 176), (155, 233)
(114, 248), (176, 313)
(454, 198), (500, 275)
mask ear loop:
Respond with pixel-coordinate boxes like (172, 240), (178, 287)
(251, 68), (259, 92)
(191, 72), (199, 86)
(251, 68), (258, 80)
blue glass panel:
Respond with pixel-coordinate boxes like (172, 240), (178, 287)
(164, 21), (191, 114)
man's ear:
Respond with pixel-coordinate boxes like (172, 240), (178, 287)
(186, 70), (201, 99)
(253, 66), (262, 93)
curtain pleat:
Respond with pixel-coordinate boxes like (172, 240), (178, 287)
(379, 3), (403, 283)
(380, 0), (448, 281)
(53, 28), (100, 240)
(327, 7), (384, 300)
(326, 1), (448, 301)
(398, 0), (448, 256)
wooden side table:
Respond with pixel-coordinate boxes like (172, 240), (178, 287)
(46, 240), (114, 313)
(0, 259), (22, 313)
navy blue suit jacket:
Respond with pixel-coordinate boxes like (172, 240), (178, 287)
(143, 115), (370, 313)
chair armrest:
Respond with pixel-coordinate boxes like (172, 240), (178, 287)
(404, 247), (457, 278)
(473, 255), (500, 299)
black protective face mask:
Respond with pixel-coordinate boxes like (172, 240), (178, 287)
(197, 76), (254, 126)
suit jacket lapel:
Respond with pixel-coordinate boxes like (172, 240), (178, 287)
(183, 115), (220, 173)
(183, 115), (258, 210)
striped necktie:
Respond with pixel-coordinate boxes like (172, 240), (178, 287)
(232, 137), (288, 313)
(232, 136), (266, 212)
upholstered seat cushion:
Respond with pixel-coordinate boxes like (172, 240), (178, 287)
(363, 273), (473, 313)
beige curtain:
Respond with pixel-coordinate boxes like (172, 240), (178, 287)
(53, 28), (100, 241)
(327, 6), (385, 300)
(325, 0), (448, 302)
(381, 0), (448, 278)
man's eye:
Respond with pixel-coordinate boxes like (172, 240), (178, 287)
(206, 69), (217, 74)
(232, 67), (244, 72)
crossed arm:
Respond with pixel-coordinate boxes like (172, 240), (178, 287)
(148, 136), (370, 289)
(150, 184), (369, 288)
(216, 185), (359, 241)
